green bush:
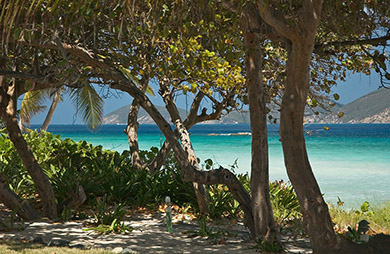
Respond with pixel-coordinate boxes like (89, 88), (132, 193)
(330, 200), (390, 234)
(270, 180), (301, 227)
(0, 129), (197, 215)
(0, 129), (301, 226)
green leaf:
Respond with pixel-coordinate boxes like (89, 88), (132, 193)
(70, 84), (103, 130)
(360, 201), (370, 213)
(20, 90), (48, 127)
(146, 86), (155, 96)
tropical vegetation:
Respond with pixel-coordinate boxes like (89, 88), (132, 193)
(1, 0), (390, 253)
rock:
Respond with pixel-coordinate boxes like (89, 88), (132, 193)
(122, 247), (134, 253)
(69, 243), (86, 249)
(112, 247), (123, 253)
(26, 235), (44, 244)
(47, 239), (70, 247)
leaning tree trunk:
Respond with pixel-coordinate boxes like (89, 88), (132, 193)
(40, 87), (62, 132)
(279, 41), (338, 253)
(253, 1), (337, 252)
(125, 76), (209, 214)
(0, 86), (58, 220)
(147, 140), (171, 174)
(34, 41), (256, 234)
(159, 83), (209, 215)
(242, 7), (277, 241)
(0, 173), (40, 220)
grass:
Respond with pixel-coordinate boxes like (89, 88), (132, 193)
(0, 242), (113, 254)
(329, 201), (390, 235)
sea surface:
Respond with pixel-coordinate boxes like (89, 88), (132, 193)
(37, 123), (390, 209)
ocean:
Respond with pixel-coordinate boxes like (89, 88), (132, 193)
(38, 123), (390, 209)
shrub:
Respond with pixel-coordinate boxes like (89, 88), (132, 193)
(0, 129), (302, 227)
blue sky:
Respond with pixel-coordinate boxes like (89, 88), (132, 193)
(28, 71), (381, 124)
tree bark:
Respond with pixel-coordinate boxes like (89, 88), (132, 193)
(125, 76), (149, 170)
(40, 87), (62, 132)
(0, 173), (40, 221)
(254, 1), (340, 252)
(241, 7), (277, 241)
(280, 40), (338, 253)
(26, 41), (256, 235)
(159, 82), (209, 215)
(0, 86), (58, 220)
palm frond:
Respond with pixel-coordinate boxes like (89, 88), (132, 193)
(19, 89), (47, 127)
(70, 84), (104, 130)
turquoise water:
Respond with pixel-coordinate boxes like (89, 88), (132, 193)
(40, 124), (390, 209)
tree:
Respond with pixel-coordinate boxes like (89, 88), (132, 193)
(251, 0), (390, 252)
(0, 0), (260, 235)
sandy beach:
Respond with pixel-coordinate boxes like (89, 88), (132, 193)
(0, 207), (312, 253)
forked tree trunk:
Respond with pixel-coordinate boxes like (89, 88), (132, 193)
(35, 41), (256, 235)
(146, 92), (206, 173)
(159, 83), (209, 215)
(254, 1), (339, 252)
(242, 7), (277, 241)
(280, 41), (338, 253)
(125, 76), (209, 214)
(0, 173), (40, 221)
(40, 87), (62, 132)
(0, 86), (58, 220)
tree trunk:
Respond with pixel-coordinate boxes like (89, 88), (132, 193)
(159, 82), (209, 215)
(40, 87), (62, 132)
(36, 42), (256, 235)
(147, 92), (206, 173)
(242, 7), (277, 241)
(125, 76), (149, 170)
(0, 173), (40, 221)
(279, 41), (338, 253)
(0, 86), (58, 220)
(147, 139), (172, 174)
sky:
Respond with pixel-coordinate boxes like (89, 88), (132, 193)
(28, 71), (382, 125)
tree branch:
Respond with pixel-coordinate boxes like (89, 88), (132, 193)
(0, 70), (47, 83)
(183, 91), (204, 127)
(22, 40), (255, 231)
(314, 35), (390, 53)
(256, 1), (298, 40)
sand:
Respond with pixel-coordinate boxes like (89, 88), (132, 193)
(0, 208), (312, 253)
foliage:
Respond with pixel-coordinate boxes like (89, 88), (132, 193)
(269, 180), (301, 230)
(69, 84), (104, 130)
(330, 200), (390, 235)
(19, 90), (48, 127)
(84, 196), (133, 235)
(90, 196), (126, 226)
(250, 239), (285, 253)
(206, 184), (241, 219)
(343, 226), (363, 243)
(83, 219), (133, 235)
(0, 130), (197, 214)
(185, 215), (236, 243)
(0, 130), (304, 224)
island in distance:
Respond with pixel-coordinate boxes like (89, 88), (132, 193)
(102, 88), (390, 125)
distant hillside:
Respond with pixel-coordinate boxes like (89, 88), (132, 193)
(103, 88), (390, 124)
(305, 88), (390, 124)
